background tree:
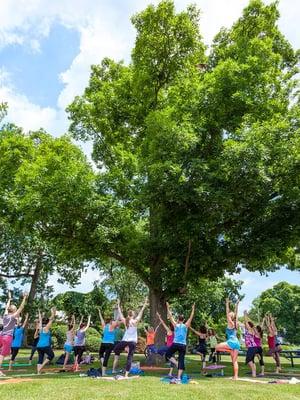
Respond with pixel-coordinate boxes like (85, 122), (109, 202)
(249, 282), (300, 344)
(0, 125), (96, 311)
(68, 0), (300, 340)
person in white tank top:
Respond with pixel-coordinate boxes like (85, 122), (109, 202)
(112, 298), (148, 378)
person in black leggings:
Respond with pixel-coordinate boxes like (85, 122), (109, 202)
(29, 320), (40, 364)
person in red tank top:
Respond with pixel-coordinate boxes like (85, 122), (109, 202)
(263, 313), (281, 373)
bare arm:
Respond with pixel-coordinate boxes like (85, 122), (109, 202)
(136, 298), (148, 323)
(117, 300), (126, 324)
(38, 310), (43, 330)
(4, 291), (12, 315)
(185, 303), (195, 328)
(83, 315), (91, 332)
(243, 310), (252, 331)
(154, 322), (161, 334)
(156, 312), (171, 334)
(234, 300), (239, 329)
(190, 326), (201, 336)
(44, 307), (56, 332)
(12, 293), (28, 318)
(166, 303), (176, 327)
(98, 309), (105, 329)
(22, 313), (29, 328)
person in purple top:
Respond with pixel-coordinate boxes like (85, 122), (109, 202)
(73, 315), (91, 372)
(0, 291), (28, 376)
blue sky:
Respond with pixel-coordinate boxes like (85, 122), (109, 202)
(1, 0), (299, 310)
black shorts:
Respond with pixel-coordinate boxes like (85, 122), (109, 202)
(196, 344), (207, 356)
(246, 347), (257, 364)
(11, 347), (20, 361)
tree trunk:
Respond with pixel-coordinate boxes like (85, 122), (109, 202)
(24, 256), (43, 346)
(149, 288), (167, 346)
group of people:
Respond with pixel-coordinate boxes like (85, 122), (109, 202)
(0, 292), (283, 382)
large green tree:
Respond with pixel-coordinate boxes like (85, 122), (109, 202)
(0, 125), (96, 310)
(68, 0), (300, 335)
(249, 282), (300, 344)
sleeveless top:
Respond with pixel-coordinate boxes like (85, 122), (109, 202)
(268, 335), (275, 349)
(208, 335), (218, 348)
(102, 324), (116, 344)
(74, 330), (86, 346)
(244, 329), (256, 348)
(166, 332), (174, 347)
(174, 324), (187, 345)
(37, 329), (51, 348)
(12, 327), (24, 348)
(122, 320), (138, 343)
(254, 335), (262, 347)
(1, 314), (17, 336)
(146, 331), (155, 346)
(65, 330), (74, 346)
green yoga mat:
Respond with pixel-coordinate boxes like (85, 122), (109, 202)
(2, 363), (32, 367)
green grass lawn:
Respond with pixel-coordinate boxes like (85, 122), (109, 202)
(1, 350), (300, 400)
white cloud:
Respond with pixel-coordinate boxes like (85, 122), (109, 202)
(0, 69), (67, 134)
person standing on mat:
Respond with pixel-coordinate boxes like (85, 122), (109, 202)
(216, 298), (240, 380)
(8, 313), (29, 371)
(0, 291), (28, 377)
(62, 315), (76, 371)
(243, 310), (258, 378)
(36, 307), (56, 374)
(208, 329), (218, 364)
(73, 315), (91, 372)
(254, 324), (265, 376)
(165, 302), (195, 383)
(264, 313), (281, 373)
(112, 298), (148, 378)
(98, 309), (119, 376)
(29, 319), (40, 365)
(190, 325), (208, 371)
(156, 312), (174, 355)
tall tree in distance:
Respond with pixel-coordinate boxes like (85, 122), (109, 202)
(68, 0), (300, 339)
(249, 282), (300, 344)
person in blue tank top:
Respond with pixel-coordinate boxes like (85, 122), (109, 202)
(216, 298), (240, 380)
(98, 309), (119, 376)
(165, 302), (195, 383)
(8, 313), (29, 371)
(36, 307), (56, 375)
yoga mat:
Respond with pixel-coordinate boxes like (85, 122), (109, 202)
(141, 366), (170, 371)
(2, 363), (32, 367)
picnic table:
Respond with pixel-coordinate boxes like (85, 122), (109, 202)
(281, 350), (300, 367)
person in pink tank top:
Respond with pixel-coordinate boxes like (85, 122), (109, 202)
(254, 325), (265, 376)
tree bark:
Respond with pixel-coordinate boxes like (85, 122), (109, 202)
(149, 288), (167, 346)
(24, 255), (43, 346)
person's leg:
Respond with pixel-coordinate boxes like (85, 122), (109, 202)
(113, 341), (126, 373)
(246, 348), (256, 377)
(39, 347), (55, 373)
(165, 344), (178, 376)
(124, 342), (136, 378)
(274, 350), (281, 373)
(231, 349), (239, 380)
(212, 348), (217, 364)
(177, 345), (186, 380)
(29, 346), (37, 363)
(99, 343), (105, 366)
(102, 344), (114, 376)
(0, 336), (13, 376)
(63, 351), (70, 370)
(258, 347), (265, 375)
(9, 347), (19, 371)
(37, 349), (44, 374)
(201, 352), (207, 370)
